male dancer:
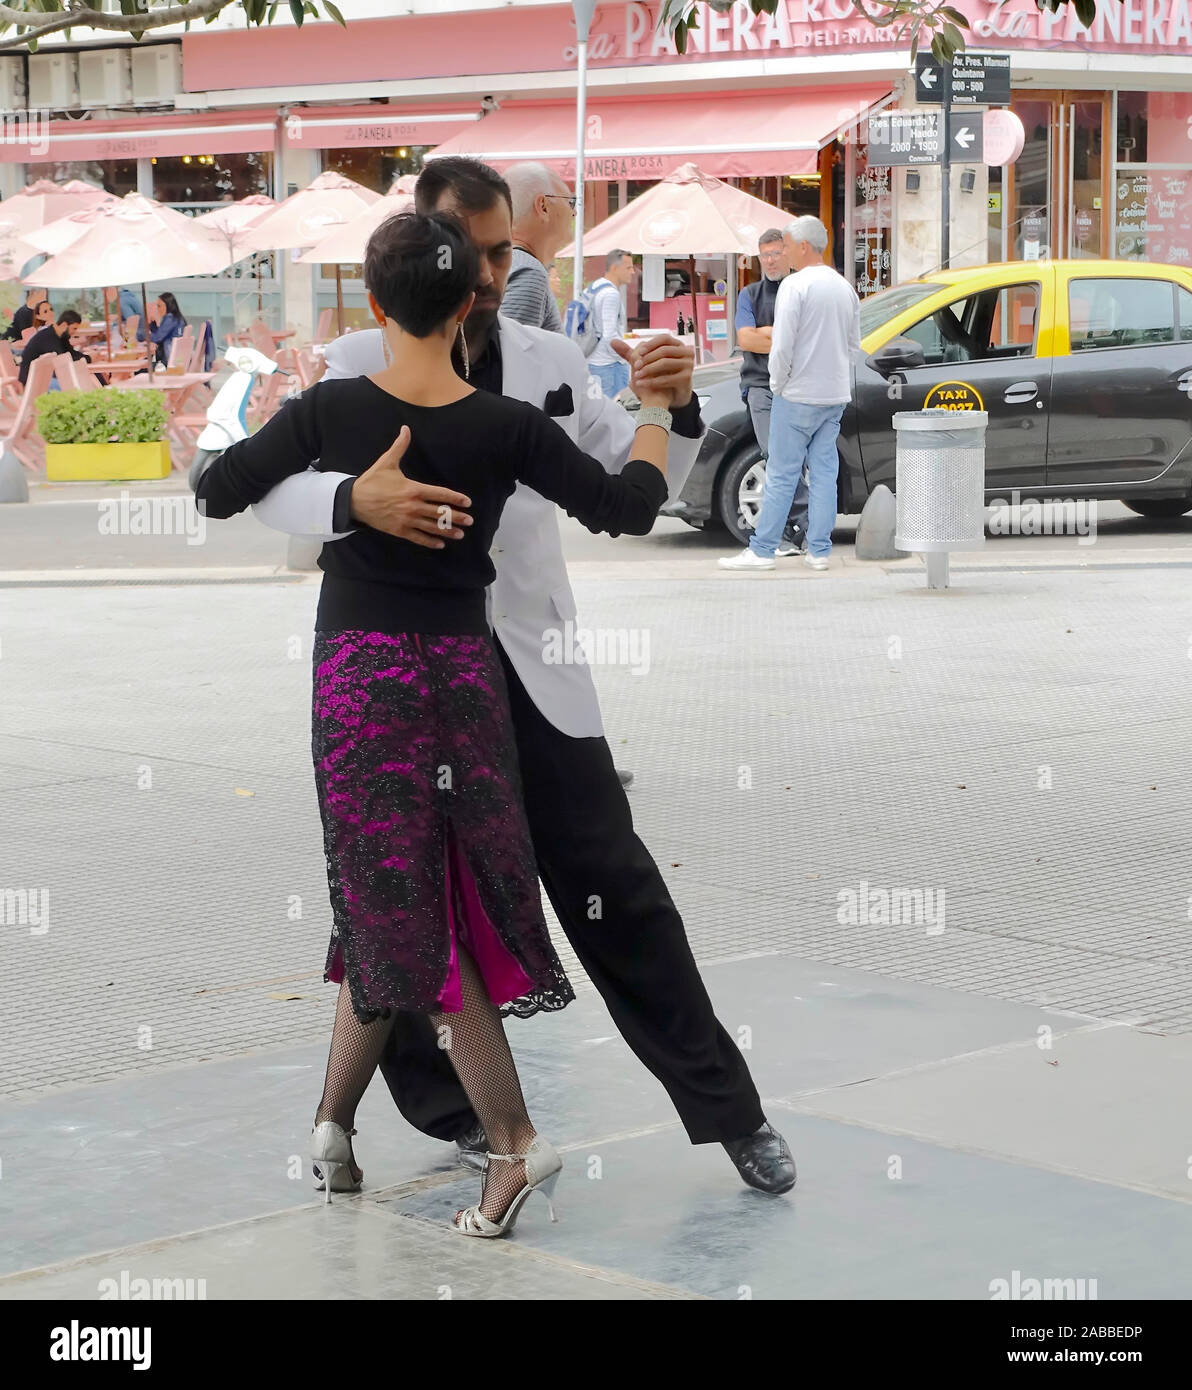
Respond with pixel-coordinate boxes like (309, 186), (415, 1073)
(253, 158), (794, 1193)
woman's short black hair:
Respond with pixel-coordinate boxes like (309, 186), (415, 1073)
(363, 211), (478, 338)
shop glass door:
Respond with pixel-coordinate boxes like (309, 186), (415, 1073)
(1008, 93), (1109, 261)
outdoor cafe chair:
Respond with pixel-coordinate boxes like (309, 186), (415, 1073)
(3, 353), (56, 470)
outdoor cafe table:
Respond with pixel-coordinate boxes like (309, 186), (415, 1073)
(117, 371), (214, 401)
(84, 356), (156, 378)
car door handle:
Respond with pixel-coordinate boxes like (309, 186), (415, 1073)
(1004, 381), (1039, 405)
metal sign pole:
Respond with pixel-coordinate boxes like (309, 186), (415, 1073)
(572, 1), (597, 304)
(941, 62), (952, 270)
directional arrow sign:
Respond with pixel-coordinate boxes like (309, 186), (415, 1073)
(914, 53), (945, 105)
(948, 114), (985, 162)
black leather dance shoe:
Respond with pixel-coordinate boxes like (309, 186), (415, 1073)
(723, 1121), (797, 1194)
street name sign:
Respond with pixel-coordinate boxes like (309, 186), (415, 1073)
(915, 52), (1012, 107)
(867, 109), (944, 166)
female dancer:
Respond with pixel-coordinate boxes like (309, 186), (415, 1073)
(195, 211), (675, 1238)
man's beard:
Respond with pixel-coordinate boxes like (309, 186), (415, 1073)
(465, 291), (502, 346)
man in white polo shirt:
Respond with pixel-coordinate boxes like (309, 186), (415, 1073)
(719, 215), (860, 573)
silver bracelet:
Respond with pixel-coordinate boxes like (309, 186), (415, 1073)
(635, 406), (672, 433)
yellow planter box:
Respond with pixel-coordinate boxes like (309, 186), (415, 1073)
(45, 441), (171, 481)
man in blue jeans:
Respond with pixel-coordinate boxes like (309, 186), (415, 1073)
(719, 216), (860, 574)
(586, 248), (634, 397)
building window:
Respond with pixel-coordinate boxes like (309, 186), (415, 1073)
(321, 146), (429, 194)
(25, 159), (137, 196)
(853, 148), (892, 298)
(1114, 91), (1192, 267)
(151, 152), (272, 212)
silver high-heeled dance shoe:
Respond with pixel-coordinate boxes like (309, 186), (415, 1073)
(310, 1120), (362, 1205)
(452, 1135), (562, 1238)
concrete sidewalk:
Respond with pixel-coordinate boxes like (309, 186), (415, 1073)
(2, 560), (1190, 1298)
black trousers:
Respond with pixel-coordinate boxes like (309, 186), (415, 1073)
(376, 638), (764, 1145)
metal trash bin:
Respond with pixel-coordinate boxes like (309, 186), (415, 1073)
(893, 409), (987, 588)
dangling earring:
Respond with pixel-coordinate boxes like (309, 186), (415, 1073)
(380, 325), (392, 367)
(456, 320), (470, 380)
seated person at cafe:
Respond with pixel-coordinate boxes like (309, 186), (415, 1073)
(4, 287), (48, 341)
(18, 309), (91, 386)
(32, 299), (55, 330)
(137, 292), (187, 366)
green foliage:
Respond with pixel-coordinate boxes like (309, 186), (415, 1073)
(36, 388), (169, 445)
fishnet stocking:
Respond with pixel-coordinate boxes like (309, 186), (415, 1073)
(314, 982), (396, 1182)
(430, 943), (537, 1222)
(314, 948), (538, 1217)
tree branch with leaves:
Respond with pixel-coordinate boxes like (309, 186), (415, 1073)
(0, 0), (345, 55)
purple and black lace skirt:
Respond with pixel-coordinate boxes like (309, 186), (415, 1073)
(311, 629), (574, 1024)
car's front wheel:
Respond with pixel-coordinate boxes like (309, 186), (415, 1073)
(1123, 496), (1192, 520)
(716, 442), (766, 547)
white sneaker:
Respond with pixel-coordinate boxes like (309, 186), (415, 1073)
(718, 549), (775, 572)
(803, 554), (829, 571)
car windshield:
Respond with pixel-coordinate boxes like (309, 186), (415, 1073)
(859, 282), (944, 338)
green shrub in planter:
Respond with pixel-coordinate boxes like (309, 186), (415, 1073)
(39, 389), (172, 480)
(37, 389), (169, 445)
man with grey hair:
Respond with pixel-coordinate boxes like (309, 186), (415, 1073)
(735, 227), (807, 555)
(503, 161), (575, 331)
(720, 214), (860, 573)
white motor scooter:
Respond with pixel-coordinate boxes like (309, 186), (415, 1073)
(187, 344), (288, 493)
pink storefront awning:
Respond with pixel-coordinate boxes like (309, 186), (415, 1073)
(425, 86), (891, 181)
(283, 105), (481, 152)
(0, 109), (279, 165)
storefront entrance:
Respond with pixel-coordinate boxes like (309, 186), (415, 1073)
(1005, 93), (1111, 262)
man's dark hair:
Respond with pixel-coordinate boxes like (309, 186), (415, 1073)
(758, 228), (784, 248)
(605, 248), (631, 270)
(363, 211), (479, 338)
(57, 309), (82, 326)
(414, 157), (512, 218)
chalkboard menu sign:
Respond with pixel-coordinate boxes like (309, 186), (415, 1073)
(1115, 171), (1192, 267)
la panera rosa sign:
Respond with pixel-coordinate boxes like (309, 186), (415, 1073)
(596, 0), (1192, 61)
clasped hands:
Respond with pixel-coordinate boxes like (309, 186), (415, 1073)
(611, 332), (694, 411)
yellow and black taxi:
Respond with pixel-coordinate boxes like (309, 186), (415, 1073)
(661, 260), (1192, 543)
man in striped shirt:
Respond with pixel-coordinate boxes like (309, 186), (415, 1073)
(503, 162), (575, 332)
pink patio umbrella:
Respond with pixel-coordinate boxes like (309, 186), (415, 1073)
(0, 179), (115, 237)
(0, 230), (40, 283)
(297, 187), (416, 294)
(241, 171), (381, 333)
(194, 194), (278, 310)
(26, 194), (232, 378)
(559, 162), (792, 349)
